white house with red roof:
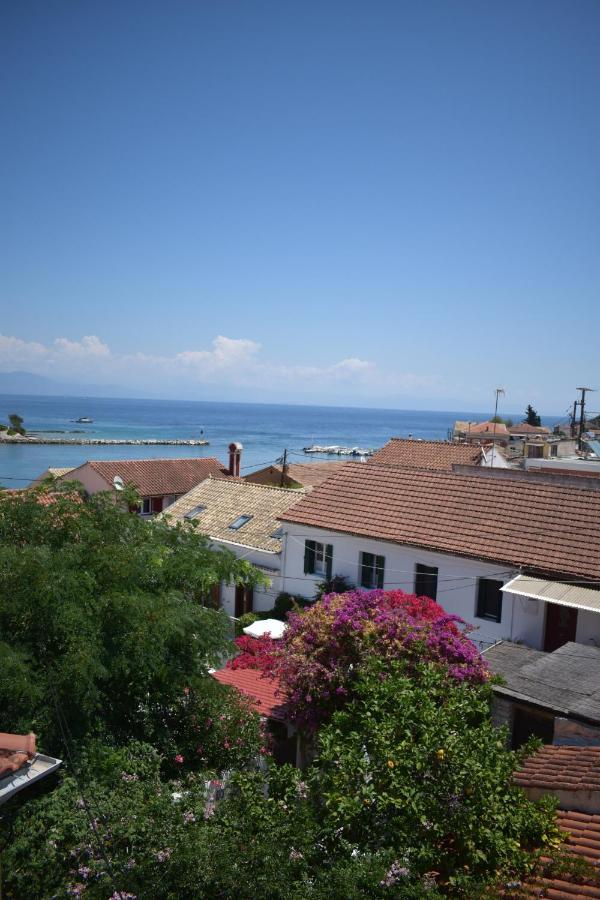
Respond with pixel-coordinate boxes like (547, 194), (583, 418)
(278, 463), (600, 652)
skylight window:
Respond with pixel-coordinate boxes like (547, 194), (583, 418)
(184, 504), (206, 520)
(228, 514), (253, 531)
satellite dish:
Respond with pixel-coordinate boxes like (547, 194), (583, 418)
(113, 475), (124, 492)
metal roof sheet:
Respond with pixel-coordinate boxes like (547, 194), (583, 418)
(502, 575), (600, 613)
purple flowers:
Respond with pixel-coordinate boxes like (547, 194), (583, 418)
(274, 589), (490, 730)
(380, 861), (410, 887)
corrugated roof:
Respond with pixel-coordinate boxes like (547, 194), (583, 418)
(69, 457), (229, 497)
(212, 668), (288, 721)
(370, 438), (482, 470)
(280, 462), (600, 580)
(160, 478), (304, 551)
(502, 576), (600, 613)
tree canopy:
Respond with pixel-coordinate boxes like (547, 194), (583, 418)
(0, 486), (265, 749)
(524, 405), (542, 426)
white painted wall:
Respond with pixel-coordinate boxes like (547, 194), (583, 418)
(210, 539), (283, 617)
(280, 524), (599, 650)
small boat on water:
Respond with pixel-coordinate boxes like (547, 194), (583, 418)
(75, 417), (94, 423)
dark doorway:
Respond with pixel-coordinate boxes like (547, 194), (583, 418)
(235, 585), (254, 618)
(512, 706), (555, 749)
(543, 603), (578, 652)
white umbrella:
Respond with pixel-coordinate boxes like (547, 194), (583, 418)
(242, 618), (288, 640)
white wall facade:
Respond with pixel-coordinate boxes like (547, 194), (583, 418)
(280, 524), (600, 650)
(211, 539), (283, 618)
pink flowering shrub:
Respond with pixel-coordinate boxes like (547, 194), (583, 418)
(274, 589), (489, 730)
(226, 635), (278, 673)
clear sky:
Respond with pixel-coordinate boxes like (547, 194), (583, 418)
(1, 0), (598, 414)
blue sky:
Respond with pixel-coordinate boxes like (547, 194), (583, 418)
(1, 0), (598, 413)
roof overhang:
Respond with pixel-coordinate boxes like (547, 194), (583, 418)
(501, 575), (600, 614)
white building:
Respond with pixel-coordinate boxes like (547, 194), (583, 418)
(160, 477), (305, 617)
(279, 463), (600, 652)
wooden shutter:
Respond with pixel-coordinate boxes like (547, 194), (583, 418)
(360, 552), (373, 587)
(325, 544), (333, 580)
(304, 540), (316, 574)
(375, 555), (385, 589)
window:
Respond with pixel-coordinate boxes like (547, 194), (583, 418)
(184, 504), (206, 520)
(228, 514), (253, 531)
(415, 563), (438, 600)
(304, 540), (333, 578)
(476, 579), (503, 622)
(141, 498), (152, 515)
(360, 552), (385, 589)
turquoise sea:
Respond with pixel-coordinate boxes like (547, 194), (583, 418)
(0, 394), (565, 487)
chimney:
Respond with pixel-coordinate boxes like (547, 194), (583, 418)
(228, 442), (243, 477)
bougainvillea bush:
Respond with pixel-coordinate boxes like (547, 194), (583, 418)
(274, 589), (490, 730)
(227, 634), (278, 672)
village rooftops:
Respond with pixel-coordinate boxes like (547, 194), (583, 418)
(455, 420), (510, 437)
(64, 457), (229, 497)
(279, 462), (600, 580)
(371, 438), (482, 469)
(245, 460), (347, 490)
(160, 478), (305, 552)
(508, 423), (552, 436)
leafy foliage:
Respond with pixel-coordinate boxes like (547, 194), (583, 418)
(274, 589), (489, 730)
(0, 489), (265, 750)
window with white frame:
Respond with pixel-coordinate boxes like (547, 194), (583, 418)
(359, 551), (385, 589)
(304, 540), (333, 578)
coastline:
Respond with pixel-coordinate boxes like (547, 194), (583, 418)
(0, 436), (210, 447)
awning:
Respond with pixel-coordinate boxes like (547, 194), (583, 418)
(501, 575), (600, 614)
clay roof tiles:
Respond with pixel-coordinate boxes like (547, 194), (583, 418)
(212, 669), (288, 721)
(81, 457), (229, 497)
(515, 746), (600, 794)
(160, 478), (304, 551)
(371, 438), (482, 469)
(280, 462), (600, 580)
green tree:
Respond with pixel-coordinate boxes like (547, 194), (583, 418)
(0, 488), (266, 750)
(1, 412), (26, 435)
(524, 405), (542, 427)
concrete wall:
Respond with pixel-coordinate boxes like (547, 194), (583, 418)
(60, 463), (111, 496)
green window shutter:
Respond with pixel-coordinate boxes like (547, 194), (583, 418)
(360, 552), (373, 588)
(376, 555), (385, 589)
(325, 544), (333, 580)
(304, 540), (316, 575)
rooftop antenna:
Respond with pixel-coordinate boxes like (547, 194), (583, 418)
(490, 387), (505, 468)
(113, 475), (124, 492)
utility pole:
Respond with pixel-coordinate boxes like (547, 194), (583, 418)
(280, 449), (288, 487)
(576, 387), (595, 451)
(571, 400), (579, 439)
(490, 387), (505, 468)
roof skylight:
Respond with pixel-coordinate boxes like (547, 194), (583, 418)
(184, 504), (206, 520)
(228, 514), (253, 531)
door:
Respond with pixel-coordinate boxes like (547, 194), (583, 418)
(235, 586), (254, 618)
(543, 603), (578, 652)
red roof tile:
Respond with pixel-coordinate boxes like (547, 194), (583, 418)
(515, 746), (600, 794)
(521, 811), (600, 897)
(280, 462), (600, 580)
(79, 458), (229, 497)
(466, 421), (510, 436)
(371, 438), (482, 470)
(245, 461), (347, 490)
(0, 732), (36, 778)
(509, 423), (552, 435)
(212, 669), (289, 721)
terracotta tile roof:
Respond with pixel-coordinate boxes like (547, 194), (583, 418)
(160, 478), (304, 551)
(519, 811), (600, 897)
(509, 423), (552, 435)
(515, 746), (600, 794)
(212, 668), (288, 721)
(0, 489), (81, 507)
(0, 732), (36, 779)
(73, 457), (229, 497)
(371, 438), (482, 470)
(280, 462), (600, 580)
(468, 421), (509, 436)
(245, 461), (347, 489)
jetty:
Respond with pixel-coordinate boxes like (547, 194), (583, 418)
(0, 436), (210, 447)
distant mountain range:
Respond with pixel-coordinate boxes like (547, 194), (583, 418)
(0, 371), (122, 398)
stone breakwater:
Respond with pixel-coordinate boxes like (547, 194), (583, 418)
(0, 436), (210, 446)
